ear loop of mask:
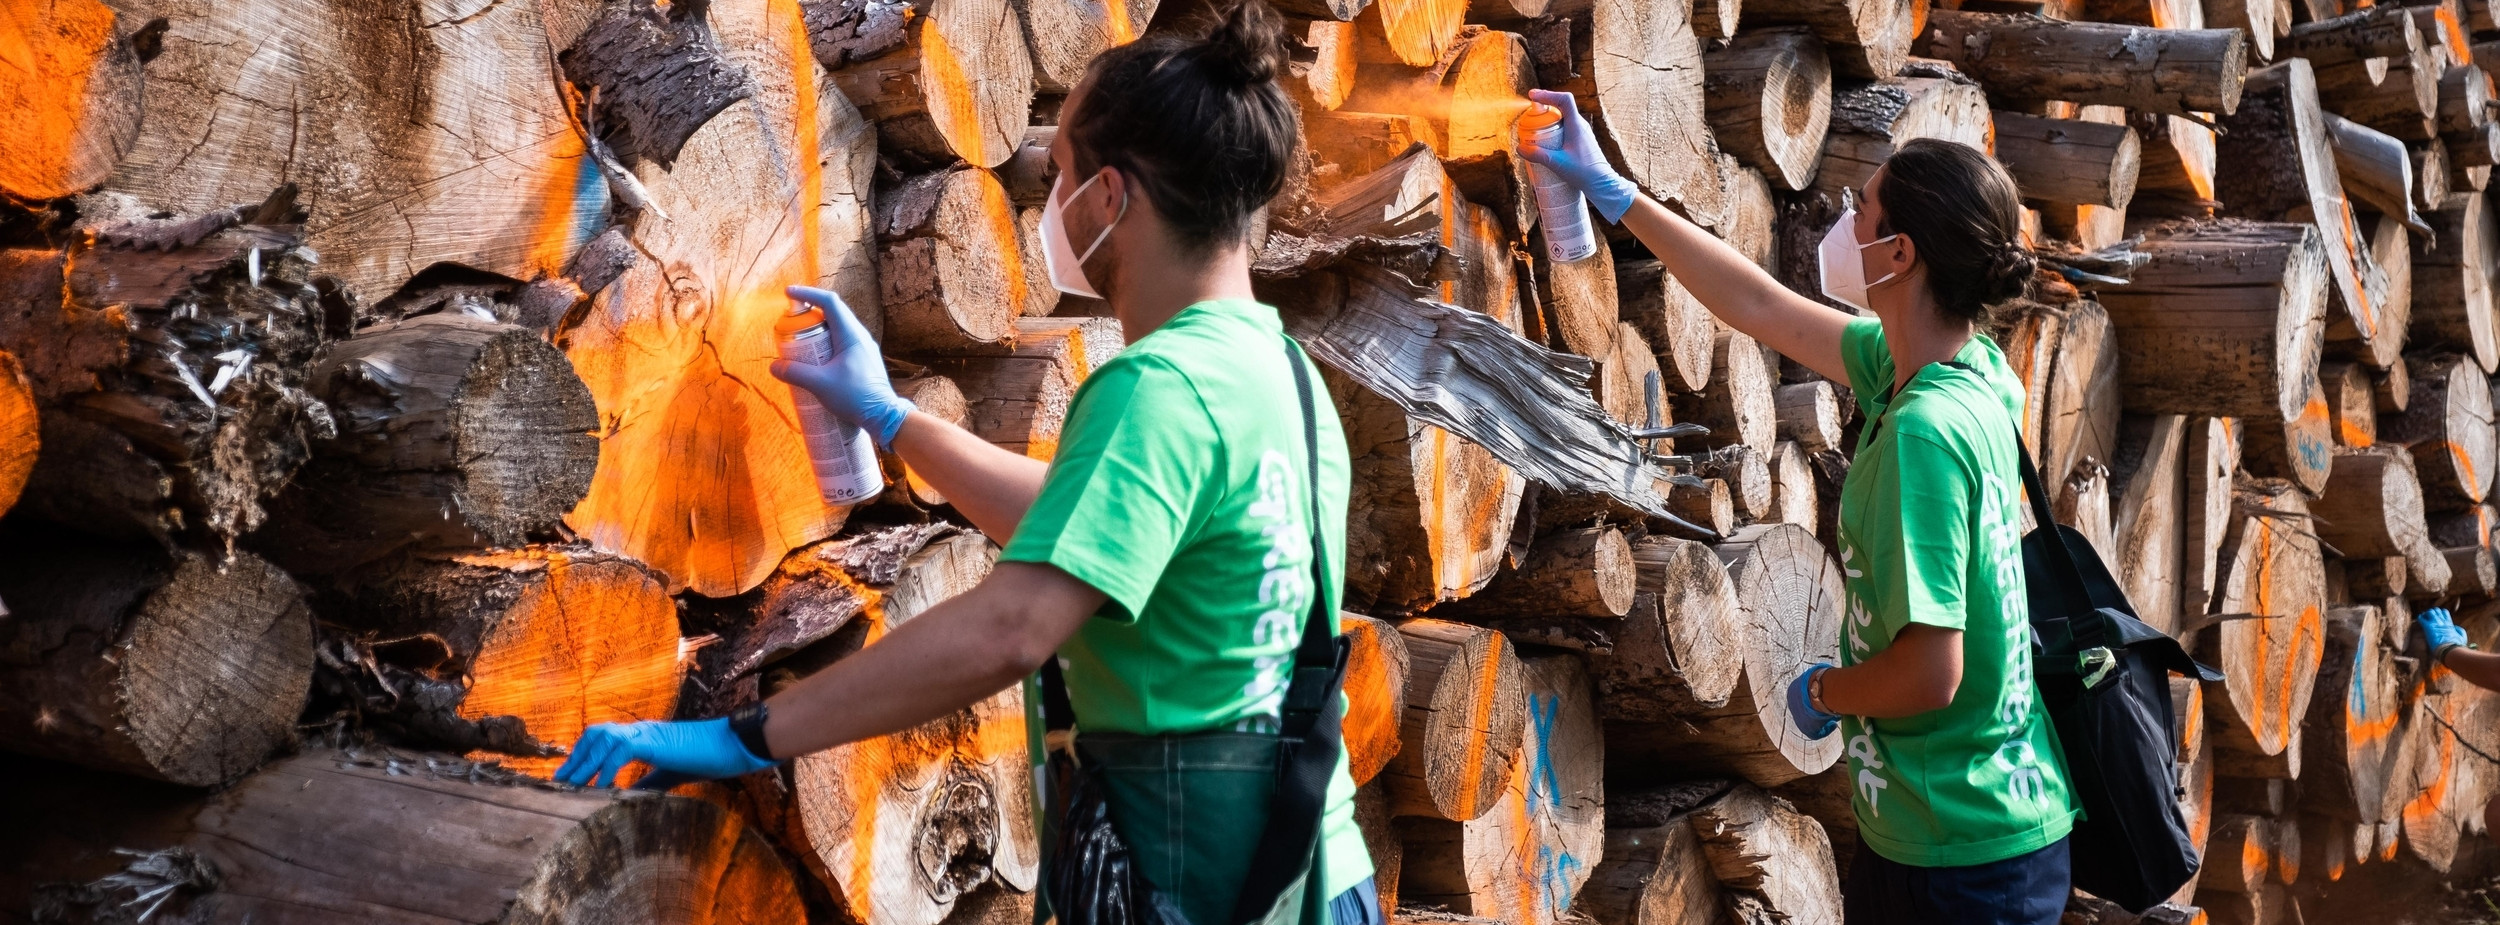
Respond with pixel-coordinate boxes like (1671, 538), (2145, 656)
(1065, 170), (1128, 266)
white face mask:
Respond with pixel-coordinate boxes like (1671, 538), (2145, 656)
(1817, 204), (1901, 312)
(1040, 168), (1127, 299)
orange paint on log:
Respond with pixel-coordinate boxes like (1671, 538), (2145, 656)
(2447, 440), (2479, 491)
(2434, 8), (2473, 66)
(0, 0), (114, 199)
(2242, 837), (2267, 879)
(2271, 604), (2324, 752)
(521, 131), (600, 277)
(782, 0), (825, 282)
(1426, 426), (1456, 592)
(449, 549), (683, 780)
(1453, 632), (1509, 820)
(1102, 0), (1138, 44)
(2335, 200), (2376, 332)
(1341, 619), (1402, 782)
(920, 22), (988, 168)
(2339, 420), (2374, 448)
(979, 176), (1032, 321)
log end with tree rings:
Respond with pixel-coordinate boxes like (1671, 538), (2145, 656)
(260, 314), (601, 574)
(1578, 0), (1725, 225)
(2199, 479), (2327, 769)
(0, 0), (146, 203)
(1357, 0), (1468, 68)
(2408, 192), (2500, 374)
(879, 166), (1033, 353)
(1594, 323), (1666, 433)
(2381, 352), (2499, 508)
(1615, 258), (1717, 394)
(1919, 11), (2247, 116)
(2303, 605), (2402, 825)
(331, 548), (684, 780)
(1691, 784), (1845, 924)
(1672, 330), (1778, 456)
(1387, 619), (1528, 821)
(0, 533), (313, 787)
(1702, 27), (1834, 193)
(1597, 537), (1745, 718)
(1016, 0), (1158, 93)
(1396, 652), (1602, 925)
(1577, 782), (1733, 925)
(827, 0), (1035, 169)
(1343, 613), (1414, 785)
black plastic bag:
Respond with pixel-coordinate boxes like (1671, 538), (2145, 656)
(1046, 760), (1194, 925)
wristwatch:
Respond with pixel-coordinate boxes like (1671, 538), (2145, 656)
(1809, 669), (1832, 716)
(728, 702), (775, 763)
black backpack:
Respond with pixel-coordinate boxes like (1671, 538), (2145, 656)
(2005, 411), (2224, 912)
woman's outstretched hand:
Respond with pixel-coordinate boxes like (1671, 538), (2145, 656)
(554, 718), (778, 789)
(770, 285), (915, 450)
(1517, 89), (1641, 223)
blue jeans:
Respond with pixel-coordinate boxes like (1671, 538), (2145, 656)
(1328, 878), (1383, 925)
(1842, 836), (2071, 925)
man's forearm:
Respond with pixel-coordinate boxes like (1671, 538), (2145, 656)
(1817, 625), (1964, 719)
(888, 410), (1050, 542)
(2445, 648), (2500, 692)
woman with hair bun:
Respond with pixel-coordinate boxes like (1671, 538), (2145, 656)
(553, 2), (1380, 922)
(1522, 96), (2075, 923)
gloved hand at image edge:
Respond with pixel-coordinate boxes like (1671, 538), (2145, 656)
(2419, 607), (2471, 663)
(770, 285), (916, 451)
(554, 717), (778, 789)
(1517, 89), (1641, 225)
(1787, 663), (1840, 740)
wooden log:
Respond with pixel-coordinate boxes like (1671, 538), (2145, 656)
(1595, 323), (1667, 432)
(2302, 605), (2405, 824)
(2109, 415), (2189, 636)
(1345, 613), (1414, 785)
(1719, 159), (1779, 269)
(876, 166), (1032, 352)
(2198, 480), (2328, 772)
(0, 0), (147, 203)
(2451, 120), (2500, 172)
(1672, 330), (1778, 456)
(1606, 523), (1844, 788)
(2433, 544), (2499, 598)
(1546, 0), (1726, 228)
(332, 546), (683, 781)
(2132, 111), (2218, 211)
(2281, 5), (2422, 82)
(0, 750), (803, 925)
(1444, 526), (1638, 618)
(1691, 784), (1843, 925)
(2327, 114), (2431, 233)
(2377, 354), (2414, 412)
(1617, 258), (1717, 394)
(1703, 27), (1833, 192)
(1576, 781), (1737, 925)
(559, 18), (882, 597)
(1775, 381), (1844, 452)
(1806, 61), (1992, 200)
(2430, 503), (2496, 548)
(2299, 813), (2368, 883)
(2093, 221), (2329, 423)
(2219, 61), (2401, 366)
(1702, 444), (1778, 522)
(2199, 814), (2280, 894)
(1771, 440), (1820, 528)
(1388, 619), (1527, 821)
(0, 351), (33, 520)
(1539, 223), (1622, 358)
(2418, 139), (2458, 215)
(1593, 537), (1747, 718)
(0, 534), (310, 787)
(2323, 47), (2443, 142)
(2203, 0), (2282, 61)
(1289, 19), (1361, 111)
(2204, 885), (2291, 925)
(2361, 210), (2416, 366)
(2314, 447), (2453, 593)
(1015, 0), (1157, 92)
(254, 314), (600, 575)
(1917, 11), (2247, 115)
(2183, 417), (2246, 620)
(2240, 376), (2333, 506)
(781, 536), (1038, 925)
(1741, 0), (1919, 78)
(1354, 0), (1469, 67)
(2379, 353), (2498, 508)
(1993, 111), (2141, 210)
(1656, 478), (1735, 538)
(2439, 63), (2494, 145)
(881, 375), (969, 507)
(2321, 360), (2379, 448)
(1398, 652), (1603, 925)
(562, 0), (758, 170)
(1332, 364), (1529, 614)
(910, 316), (1124, 462)
(825, 0), (1033, 168)
(2031, 300), (2123, 495)
(2410, 192), (2500, 372)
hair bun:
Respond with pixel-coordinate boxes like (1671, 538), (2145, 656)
(1195, 0), (1287, 87)
(1983, 242), (2037, 304)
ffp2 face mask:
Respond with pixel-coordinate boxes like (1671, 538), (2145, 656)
(1041, 169), (1127, 299)
(1817, 205), (1900, 311)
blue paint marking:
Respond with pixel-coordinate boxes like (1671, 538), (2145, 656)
(569, 155), (612, 251)
(1526, 691), (1586, 919)
(1529, 692), (1562, 811)
(2298, 434), (2331, 471)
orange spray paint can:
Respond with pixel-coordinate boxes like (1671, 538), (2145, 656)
(1515, 103), (1601, 264)
(775, 301), (885, 505)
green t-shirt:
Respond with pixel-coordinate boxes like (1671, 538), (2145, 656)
(1834, 317), (2078, 867)
(1001, 299), (1372, 896)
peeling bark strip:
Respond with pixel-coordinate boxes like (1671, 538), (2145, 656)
(801, 0), (915, 68)
(562, 0), (757, 168)
(1, 751), (804, 924)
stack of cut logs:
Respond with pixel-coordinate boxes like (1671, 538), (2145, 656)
(8, 0), (2500, 921)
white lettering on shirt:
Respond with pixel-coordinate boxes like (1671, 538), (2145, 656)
(1242, 450), (1307, 716)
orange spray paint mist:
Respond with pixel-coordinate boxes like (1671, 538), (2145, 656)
(1515, 103), (1601, 263)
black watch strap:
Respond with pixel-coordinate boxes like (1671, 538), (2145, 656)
(728, 702), (775, 762)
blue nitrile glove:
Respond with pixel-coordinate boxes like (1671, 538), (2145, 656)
(554, 718), (777, 789)
(769, 285), (915, 451)
(1787, 663), (1841, 740)
(1518, 89), (1641, 224)
(2419, 607), (2471, 664)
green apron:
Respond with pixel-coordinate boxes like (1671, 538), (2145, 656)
(1071, 730), (1326, 925)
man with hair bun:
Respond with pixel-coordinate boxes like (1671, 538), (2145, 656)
(552, 2), (1381, 922)
(1524, 99), (2076, 921)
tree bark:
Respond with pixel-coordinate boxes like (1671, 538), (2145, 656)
(1386, 618), (1528, 821)
(1703, 27), (1833, 192)
(1397, 653), (1603, 925)
(1917, 11), (2247, 115)
(0, 533), (311, 787)
(1993, 112), (2141, 210)
(1617, 258), (1717, 394)
(331, 546), (683, 781)
(2323, 47), (2443, 142)
(0, 750), (804, 925)
(1690, 784), (1843, 925)
(2326, 114), (2429, 235)
(825, 0), (1034, 169)
(2410, 192), (2500, 372)
(257, 314), (600, 575)
(2380, 352), (2498, 508)
(1807, 62), (1992, 199)
(1673, 331), (1778, 457)
(1442, 525), (1638, 618)
(2218, 61), (2401, 371)
(1592, 537), (1746, 718)
(1345, 613), (1414, 785)
(1606, 524), (1844, 788)
(1740, 0), (1920, 78)
(2198, 480), (2328, 772)
(911, 316), (1126, 461)
(0, 0), (147, 203)
(2092, 221), (2329, 424)
(562, 0), (758, 169)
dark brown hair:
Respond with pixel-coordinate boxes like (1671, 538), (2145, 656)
(1060, 0), (1298, 254)
(1873, 138), (2036, 325)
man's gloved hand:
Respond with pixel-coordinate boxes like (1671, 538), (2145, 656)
(2419, 607), (2471, 664)
(1787, 663), (1840, 740)
(554, 718), (777, 789)
(770, 285), (915, 451)
(1517, 89), (1641, 224)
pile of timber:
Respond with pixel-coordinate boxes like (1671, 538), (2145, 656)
(9, 0), (2500, 921)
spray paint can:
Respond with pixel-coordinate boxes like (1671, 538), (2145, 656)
(1515, 103), (1602, 264)
(774, 300), (885, 505)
